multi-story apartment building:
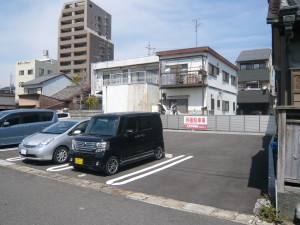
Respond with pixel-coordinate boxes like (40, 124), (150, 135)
(58, 0), (114, 85)
(236, 48), (275, 115)
(15, 50), (58, 103)
(157, 47), (238, 115)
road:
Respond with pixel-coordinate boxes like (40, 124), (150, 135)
(0, 131), (271, 224)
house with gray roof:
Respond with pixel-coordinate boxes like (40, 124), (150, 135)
(235, 48), (275, 115)
(19, 73), (72, 108)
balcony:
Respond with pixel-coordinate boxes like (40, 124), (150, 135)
(161, 71), (207, 89)
(237, 68), (270, 82)
(237, 89), (272, 104)
(103, 71), (159, 86)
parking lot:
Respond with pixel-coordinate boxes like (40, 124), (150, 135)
(0, 131), (271, 214)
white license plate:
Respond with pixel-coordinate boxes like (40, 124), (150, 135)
(21, 149), (27, 155)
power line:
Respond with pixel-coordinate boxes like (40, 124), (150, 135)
(192, 18), (201, 47)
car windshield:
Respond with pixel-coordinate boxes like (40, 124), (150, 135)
(86, 116), (119, 136)
(42, 121), (77, 134)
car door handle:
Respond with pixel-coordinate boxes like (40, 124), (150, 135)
(134, 135), (141, 138)
(140, 134), (146, 137)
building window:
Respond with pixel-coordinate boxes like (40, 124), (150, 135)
(180, 64), (188, 70)
(39, 68), (44, 76)
(222, 101), (229, 111)
(211, 98), (215, 110)
(253, 62), (266, 69)
(217, 100), (220, 108)
(208, 63), (219, 77)
(19, 82), (24, 87)
(241, 62), (266, 70)
(222, 71), (229, 83)
(28, 88), (37, 94)
(19, 70), (24, 76)
(48, 70), (52, 74)
(240, 63), (252, 70)
(231, 75), (236, 85)
(28, 69), (33, 75)
(233, 102), (236, 111)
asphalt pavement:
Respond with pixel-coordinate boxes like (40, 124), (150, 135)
(0, 130), (271, 224)
(0, 166), (245, 225)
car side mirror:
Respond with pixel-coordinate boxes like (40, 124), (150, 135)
(3, 121), (10, 127)
(73, 130), (81, 135)
(124, 129), (133, 137)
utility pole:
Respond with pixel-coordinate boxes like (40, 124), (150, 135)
(192, 18), (201, 47)
(10, 72), (14, 93)
(146, 42), (155, 56)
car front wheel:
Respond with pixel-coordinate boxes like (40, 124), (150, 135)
(105, 156), (119, 175)
(53, 146), (69, 164)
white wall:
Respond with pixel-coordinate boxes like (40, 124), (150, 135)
(15, 59), (58, 102)
(163, 88), (204, 112)
(103, 83), (159, 113)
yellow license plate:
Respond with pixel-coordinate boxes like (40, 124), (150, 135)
(75, 158), (83, 165)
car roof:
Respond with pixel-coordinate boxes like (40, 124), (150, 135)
(92, 112), (160, 118)
(1, 109), (55, 113)
(57, 118), (89, 123)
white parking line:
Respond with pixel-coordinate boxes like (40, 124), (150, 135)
(0, 148), (18, 152)
(106, 155), (193, 186)
(106, 155), (185, 185)
(6, 157), (23, 162)
(46, 164), (73, 172)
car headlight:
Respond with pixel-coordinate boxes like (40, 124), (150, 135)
(72, 139), (77, 150)
(95, 141), (110, 152)
(38, 138), (54, 148)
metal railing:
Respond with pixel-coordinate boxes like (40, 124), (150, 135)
(161, 72), (206, 86)
(103, 71), (159, 86)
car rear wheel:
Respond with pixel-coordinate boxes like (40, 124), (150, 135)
(53, 146), (69, 164)
(154, 146), (164, 160)
(105, 156), (119, 175)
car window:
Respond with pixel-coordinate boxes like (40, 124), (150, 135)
(86, 117), (119, 136)
(140, 116), (152, 131)
(41, 112), (54, 121)
(152, 115), (162, 130)
(73, 121), (89, 134)
(58, 113), (69, 118)
(22, 112), (40, 124)
(123, 117), (138, 133)
(42, 121), (77, 134)
(0, 113), (21, 127)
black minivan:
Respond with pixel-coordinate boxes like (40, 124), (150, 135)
(69, 112), (164, 175)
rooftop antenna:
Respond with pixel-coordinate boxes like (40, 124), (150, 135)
(146, 42), (155, 56)
(192, 18), (201, 47)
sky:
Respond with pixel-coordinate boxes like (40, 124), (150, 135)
(0, 0), (271, 88)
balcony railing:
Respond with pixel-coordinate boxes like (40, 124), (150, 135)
(238, 84), (268, 91)
(103, 71), (159, 86)
(161, 71), (207, 88)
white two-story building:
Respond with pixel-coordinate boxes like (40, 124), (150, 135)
(156, 47), (239, 115)
(91, 56), (159, 113)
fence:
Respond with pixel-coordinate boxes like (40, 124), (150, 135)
(161, 115), (276, 133)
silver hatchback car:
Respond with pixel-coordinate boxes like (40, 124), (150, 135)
(18, 119), (89, 164)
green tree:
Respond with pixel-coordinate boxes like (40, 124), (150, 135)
(84, 96), (99, 109)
